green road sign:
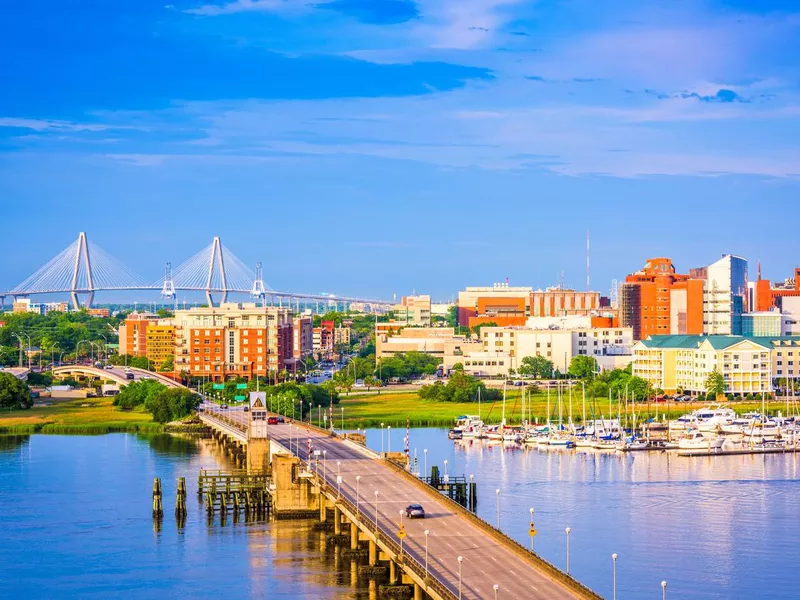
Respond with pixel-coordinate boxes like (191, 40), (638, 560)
(236, 383), (248, 389)
(212, 383), (224, 390)
(234, 395), (246, 401)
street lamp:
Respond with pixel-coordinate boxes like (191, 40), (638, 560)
(374, 490), (380, 534)
(493, 584), (499, 599)
(495, 489), (501, 528)
(423, 529), (430, 579)
(457, 556), (463, 600)
(322, 450), (327, 477)
(341, 406), (344, 433)
(565, 527), (571, 574)
(529, 507), (535, 551)
(424, 449), (428, 478)
(444, 459), (449, 483)
(356, 476), (361, 515)
(661, 581), (667, 600)
(398, 510), (405, 555)
(612, 553), (618, 600)
(337, 475), (342, 499)
(387, 425), (392, 452)
(381, 423), (385, 454)
(336, 460), (341, 477)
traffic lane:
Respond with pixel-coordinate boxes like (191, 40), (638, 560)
(302, 435), (578, 600)
(201, 412), (578, 599)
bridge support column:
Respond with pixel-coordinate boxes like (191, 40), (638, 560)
(413, 583), (423, 600)
(389, 560), (397, 585)
(334, 506), (342, 535)
(247, 438), (270, 472)
(319, 494), (327, 522)
(350, 521), (359, 550)
(368, 540), (377, 566)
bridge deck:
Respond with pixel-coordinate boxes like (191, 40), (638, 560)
(203, 406), (594, 600)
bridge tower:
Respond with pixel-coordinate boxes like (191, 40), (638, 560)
(205, 236), (228, 306)
(70, 232), (95, 309)
(251, 262), (267, 304)
(160, 262), (176, 303)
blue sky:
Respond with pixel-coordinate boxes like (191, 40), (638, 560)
(1, 0), (799, 302)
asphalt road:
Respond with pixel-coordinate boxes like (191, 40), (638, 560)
(205, 404), (581, 600)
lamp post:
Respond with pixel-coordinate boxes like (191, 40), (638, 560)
(336, 460), (341, 477)
(336, 475), (342, 499)
(322, 450), (327, 478)
(612, 553), (618, 600)
(661, 581), (667, 600)
(444, 459), (449, 483)
(374, 490), (380, 534)
(495, 488), (501, 528)
(565, 527), (571, 574)
(493, 584), (499, 599)
(423, 529), (430, 579)
(356, 476), (361, 515)
(381, 423), (385, 454)
(398, 509), (405, 555)
(424, 449), (428, 478)
(387, 425), (391, 453)
(341, 406), (344, 433)
(529, 507), (535, 551)
(457, 556), (463, 600)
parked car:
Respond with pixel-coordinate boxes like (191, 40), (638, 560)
(405, 504), (425, 519)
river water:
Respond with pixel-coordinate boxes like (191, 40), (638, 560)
(2, 430), (798, 599)
(365, 427), (800, 600)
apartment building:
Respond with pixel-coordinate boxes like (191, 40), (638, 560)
(173, 303), (293, 381)
(118, 312), (158, 357)
(145, 323), (176, 369)
(334, 326), (351, 347)
(12, 299), (69, 315)
(292, 317), (313, 359)
(632, 334), (800, 396)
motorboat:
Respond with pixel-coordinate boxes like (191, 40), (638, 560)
(574, 435), (596, 448)
(616, 437), (650, 452)
(694, 406), (737, 432)
(454, 415), (484, 437)
(447, 429), (463, 440)
(593, 439), (618, 451)
(677, 431), (725, 455)
(547, 436), (575, 448)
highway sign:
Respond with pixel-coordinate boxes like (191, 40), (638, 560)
(212, 383), (224, 390)
(234, 395), (246, 401)
(236, 383), (248, 389)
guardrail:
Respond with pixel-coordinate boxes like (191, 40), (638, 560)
(316, 475), (457, 600)
(382, 460), (604, 600)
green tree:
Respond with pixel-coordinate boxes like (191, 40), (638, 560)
(568, 355), (598, 380)
(363, 375), (379, 391)
(471, 321), (498, 337)
(0, 372), (33, 409)
(159, 355), (174, 373)
(114, 379), (166, 409)
(145, 388), (201, 423)
(418, 371), (500, 403)
(517, 355), (555, 379)
(446, 305), (459, 328)
(333, 371), (355, 394)
(705, 369), (726, 400)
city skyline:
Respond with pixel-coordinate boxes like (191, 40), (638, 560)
(2, 0), (799, 298)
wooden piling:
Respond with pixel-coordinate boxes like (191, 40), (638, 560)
(152, 478), (163, 518)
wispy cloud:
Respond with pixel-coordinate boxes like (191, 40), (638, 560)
(0, 117), (136, 132)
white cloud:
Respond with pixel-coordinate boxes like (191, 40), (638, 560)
(0, 118), (132, 132)
(185, 0), (322, 16)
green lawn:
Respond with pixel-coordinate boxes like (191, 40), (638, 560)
(340, 389), (798, 428)
(0, 397), (161, 434)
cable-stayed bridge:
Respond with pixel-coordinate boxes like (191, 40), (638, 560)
(1, 232), (390, 310)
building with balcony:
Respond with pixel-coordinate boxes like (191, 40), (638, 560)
(145, 324), (176, 370)
(173, 303), (293, 381)
(632, 334), (800, 396)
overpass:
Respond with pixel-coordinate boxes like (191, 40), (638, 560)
(3, 367), (31, 381)
(200, 406), (602, 600)
(52, 365), (183, 388)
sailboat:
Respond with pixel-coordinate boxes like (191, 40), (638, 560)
(548, 381), (575, 448)
(575, 384), (595, 448)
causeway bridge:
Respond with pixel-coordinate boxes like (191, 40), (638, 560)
(199, 404), (603, 600)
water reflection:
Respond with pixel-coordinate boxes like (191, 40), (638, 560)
(0, 434), (29, 453)
(0, 434), (377, 600)
(365, 427), (800, 600)
(140, 432), (201, 456)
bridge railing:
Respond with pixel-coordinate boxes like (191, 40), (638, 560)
(315, 475), (458, 600)
(381, 460), (604, 600)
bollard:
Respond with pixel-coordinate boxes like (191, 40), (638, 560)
(152, 478), (164, 518)
(175, 477), (187, 518)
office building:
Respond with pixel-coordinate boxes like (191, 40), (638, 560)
(119, 312), (158, 357)
(292, 317), (313, 359)
(693, 254), (748, 335)
(145, 323), (176, 369)
(620, 258), (705, 340)
(392, 295), (432, 326)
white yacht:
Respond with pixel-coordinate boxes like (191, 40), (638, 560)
(677, 431), (725, 455)
(694, 405), (737, 432)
